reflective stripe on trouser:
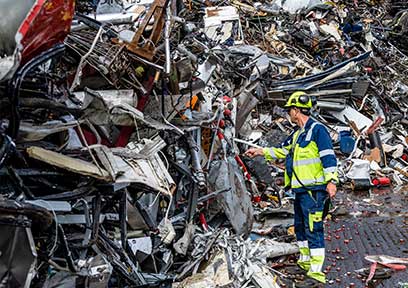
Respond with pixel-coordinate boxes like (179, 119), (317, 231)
(307, 248), (326, 283)
(297, 241), (310, 271)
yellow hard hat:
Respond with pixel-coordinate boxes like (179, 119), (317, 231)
(284, 91), (312, 109)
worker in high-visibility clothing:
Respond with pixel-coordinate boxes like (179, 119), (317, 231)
(245, 91), (338, 286)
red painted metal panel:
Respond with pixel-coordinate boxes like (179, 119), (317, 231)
(18, 0), (75, 64)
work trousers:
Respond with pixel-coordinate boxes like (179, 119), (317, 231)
(294, 190), (327, 248)
(294, 190), (328, 283)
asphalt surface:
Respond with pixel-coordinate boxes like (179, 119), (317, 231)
(324, 187), (408, 288)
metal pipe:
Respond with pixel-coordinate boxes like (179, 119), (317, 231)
(316, 100), (346, 111)
(233, 138), (262, 148)
(128, 53), (165, 71)
(164, 2), (172, 75)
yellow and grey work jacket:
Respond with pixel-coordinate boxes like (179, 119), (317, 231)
(263, 118), (338, 193)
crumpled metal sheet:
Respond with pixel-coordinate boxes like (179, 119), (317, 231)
(177, 228), (297, 285)
(345, 159), (371, 180)
(114, 138), (176, 195)
(114, 154), (176, 194)
(208, 157), (254, 237)
(17, 121), (78, 143)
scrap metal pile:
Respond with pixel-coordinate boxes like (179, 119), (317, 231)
(0, 0), (408, 287)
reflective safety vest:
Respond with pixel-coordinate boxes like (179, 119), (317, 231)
(263, 118), (338, 192)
